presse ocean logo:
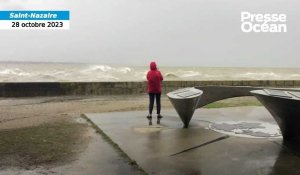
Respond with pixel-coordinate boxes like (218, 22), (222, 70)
(241, 12), (287, 33)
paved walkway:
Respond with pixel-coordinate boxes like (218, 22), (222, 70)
(85, 107), (300, 175)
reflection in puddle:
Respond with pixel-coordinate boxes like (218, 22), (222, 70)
(133, 125), (165, 133)
(209, 121), (282, 138)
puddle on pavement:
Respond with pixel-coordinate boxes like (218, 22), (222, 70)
(133, 125), (166, 133)
(209, 121), (282, 138)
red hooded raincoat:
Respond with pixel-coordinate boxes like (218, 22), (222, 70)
(147, 62), (163, 93)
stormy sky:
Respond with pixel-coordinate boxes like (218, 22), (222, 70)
(0, 0), (299, 67)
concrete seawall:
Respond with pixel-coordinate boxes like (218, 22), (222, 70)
(0, 80), (300, 97)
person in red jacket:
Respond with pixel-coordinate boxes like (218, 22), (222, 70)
(146, 61), (163, 125)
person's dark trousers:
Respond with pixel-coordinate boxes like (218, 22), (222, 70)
(148, 93), (161, 115)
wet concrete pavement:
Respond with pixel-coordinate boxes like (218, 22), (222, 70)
(49, 131), (142, 175)
(85, 107), (300, 175)
(0, 126), (142, 175)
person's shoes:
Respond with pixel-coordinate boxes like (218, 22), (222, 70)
(147, 114), (152, 119)
(147, 114), (152, 125)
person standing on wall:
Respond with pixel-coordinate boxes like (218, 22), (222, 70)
(146, 61), (163, 125)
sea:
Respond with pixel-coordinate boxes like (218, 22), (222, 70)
(0, 62), (299, 82)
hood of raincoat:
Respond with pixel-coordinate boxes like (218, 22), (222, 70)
(150, 62), (157, 70)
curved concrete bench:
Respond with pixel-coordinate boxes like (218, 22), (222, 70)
(167, 87), (203, 128)
(251, 89), (300, 140)
(167, 86), (300, 140)
(167, 86), (262, 128)
(194, 86), (262, 108)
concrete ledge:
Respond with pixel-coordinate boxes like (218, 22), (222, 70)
(0, 80), (300, 97)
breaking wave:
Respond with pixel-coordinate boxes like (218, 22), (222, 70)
(0, 63), (299, 82)
(234, 72), (282, 80)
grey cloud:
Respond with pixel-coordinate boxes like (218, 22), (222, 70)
(0, 0), (299, 67)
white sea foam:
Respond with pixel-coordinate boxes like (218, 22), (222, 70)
(180, 71), (200, 78)
(0, 68), (31, 76)
(0, 68), (21, 75)
(81, 65), (112, 72)
(115, 67), (131, 74)
(165, 73), (179, 79)
(0, 69), (15, 75)
(291, 74), (300, 78)
(235, 72), (281, 79)
(0, 63), (299, 82)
